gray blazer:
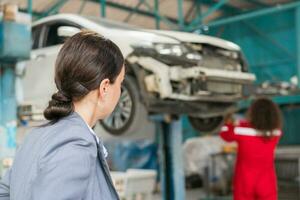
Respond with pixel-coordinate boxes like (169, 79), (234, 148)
(0, 112), (119, 200)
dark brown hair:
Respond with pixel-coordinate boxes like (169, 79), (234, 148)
(247, 97), (282, 137)
(44, 31), (124, 122)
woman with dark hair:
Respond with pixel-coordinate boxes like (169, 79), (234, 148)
(220, 97), (282, 200)
(0, 31), (125, 200)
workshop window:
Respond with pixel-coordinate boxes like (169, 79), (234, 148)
(43, 22), (81, 48)
(32, 25), (42, 50)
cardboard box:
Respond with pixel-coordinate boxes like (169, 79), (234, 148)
(3, 4), (18, 21)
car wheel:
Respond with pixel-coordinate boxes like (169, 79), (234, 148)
(100, 76), (147, 136)
(188, 116), (224, 134)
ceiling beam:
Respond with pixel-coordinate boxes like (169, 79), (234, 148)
(203, 1), (300, 28)
(19, 8), (43, 18)
(200, 0), (242, 14)
(246, 0), (269, 8)
(41, 0), (68, 17)
(88, 0), (188, 25)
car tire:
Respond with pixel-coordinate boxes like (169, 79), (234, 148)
(100, 76), (147, 136)
(188, 116), (224, 134)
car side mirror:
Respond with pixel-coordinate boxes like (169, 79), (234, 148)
(57, 26), (81, 37)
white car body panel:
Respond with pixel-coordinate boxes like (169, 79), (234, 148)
(33, 14), (182, 57)
(32, 14), (241, 55)
(151, 30), (241, 51)
(21, 46), (59, 112)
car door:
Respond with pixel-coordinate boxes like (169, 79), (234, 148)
(19, 20), (81, 117)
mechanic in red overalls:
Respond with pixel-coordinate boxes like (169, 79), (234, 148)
(220, 97), (282, 200)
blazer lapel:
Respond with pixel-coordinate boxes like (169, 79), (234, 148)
(96, 142), (119, 199)
(71, 112), (119, 199)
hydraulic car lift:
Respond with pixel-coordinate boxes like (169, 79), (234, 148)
(150, 114), (186, 200)
(0, 18), (31, 176)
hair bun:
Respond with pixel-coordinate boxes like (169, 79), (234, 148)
(52, 91), (72, 103)
(43, 91), (74, 121)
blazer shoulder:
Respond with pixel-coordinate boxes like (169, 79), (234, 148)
(37, 118), (98, 162)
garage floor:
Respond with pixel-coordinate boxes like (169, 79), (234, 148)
(153, 188), (207, 200)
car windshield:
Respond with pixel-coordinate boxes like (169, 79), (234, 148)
(84, 16), (140, 31)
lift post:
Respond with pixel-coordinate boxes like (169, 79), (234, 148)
(151, 114), (186, 200)
(0, 18), (31, 176)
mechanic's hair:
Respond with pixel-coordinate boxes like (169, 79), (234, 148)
(44, 31), (124, 122)
(247, 97), (282, 137)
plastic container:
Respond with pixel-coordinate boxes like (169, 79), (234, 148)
(111, 169), (157, 200)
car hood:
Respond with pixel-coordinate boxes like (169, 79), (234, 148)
(33, 14), (240, 57)
(150, 30), (241, 51)
(33, 14), (183, 57)
(96, 29), (183, 57)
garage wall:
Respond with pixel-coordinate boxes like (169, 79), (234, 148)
(280, 105), (300, 145)
(206, 9), (297, 84)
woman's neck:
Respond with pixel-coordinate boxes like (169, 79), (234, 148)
(74, 100), (97, 127)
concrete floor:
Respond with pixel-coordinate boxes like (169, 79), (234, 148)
(153, 188), (207, 200)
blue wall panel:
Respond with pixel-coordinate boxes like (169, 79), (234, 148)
(207, 10), (296, 83)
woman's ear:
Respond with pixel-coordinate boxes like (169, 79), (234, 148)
(99, 78), (110, 100)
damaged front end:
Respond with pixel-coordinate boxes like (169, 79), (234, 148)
(128, 42), (255, 104)
(126, 42), (255, 133)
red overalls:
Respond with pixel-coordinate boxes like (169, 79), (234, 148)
(220, 120), (281, 200)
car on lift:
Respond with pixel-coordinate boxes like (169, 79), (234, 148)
(17, 14), (255, 136)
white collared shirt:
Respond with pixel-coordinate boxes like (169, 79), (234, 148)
(84, 121), (108, 158)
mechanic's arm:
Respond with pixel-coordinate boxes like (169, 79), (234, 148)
(219, 114), (237, 142)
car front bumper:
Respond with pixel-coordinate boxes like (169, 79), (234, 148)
(129, 56), (256, 101)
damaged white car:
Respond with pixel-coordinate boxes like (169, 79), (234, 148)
(17, 14), (255, 135)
